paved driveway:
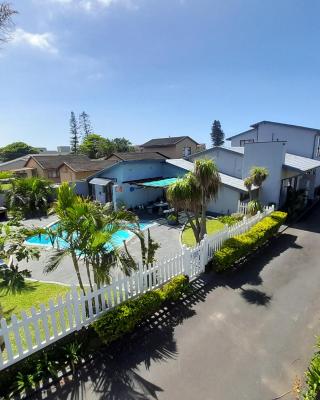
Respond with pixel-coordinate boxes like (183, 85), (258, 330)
(37, 205), (320, 400)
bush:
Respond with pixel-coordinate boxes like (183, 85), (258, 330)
(93, 275), (189, 345)
(217, 214), (244, 226)
(213, 211), (287, 271)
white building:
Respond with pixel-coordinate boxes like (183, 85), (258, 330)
(189, 122), (320, 214)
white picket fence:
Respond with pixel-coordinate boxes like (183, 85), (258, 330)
(237, 200), (249, 214)
(0, 205), (274, 370)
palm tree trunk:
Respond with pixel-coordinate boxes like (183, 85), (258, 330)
(85, 260), (94, 292)
(0, 303), (4, 351)
(185, 211), (200, 244)
(200, 191), (207, 240)
(71, 251), (86, 296)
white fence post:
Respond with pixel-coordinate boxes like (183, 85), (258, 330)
(182, 245), (191, 277)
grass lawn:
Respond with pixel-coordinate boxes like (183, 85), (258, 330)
(0, 279), (71, 320)
(0, 183), (12, 191)
(181, 218), (225, 247)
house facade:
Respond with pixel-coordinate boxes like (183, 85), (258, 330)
(140, 136), (205, 159)
(190, 140), (320, 213)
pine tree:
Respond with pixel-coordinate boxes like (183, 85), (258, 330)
(79, 111), (93, 138)
(210, 120), (225, 147)
(70, 111), (80, 154)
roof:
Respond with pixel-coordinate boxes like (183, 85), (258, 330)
(28, 154), (92, 170)
(250, 120), (320, 132)
(142, 136), (198, 148)
(0, 155), (33, 171)
(228, 121), (320, 140)
(188, 146), (244, 159)
(165, 158), (251, 192)
(284, 153), (320, 171)
(61, 159), (116, 172)
(89, 178), (112, 186)
(106, 152), (168, 161)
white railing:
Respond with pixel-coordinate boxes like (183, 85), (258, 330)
(0, 205), (274, 370)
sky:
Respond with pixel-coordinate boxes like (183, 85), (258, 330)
(1, 0), (320, 149)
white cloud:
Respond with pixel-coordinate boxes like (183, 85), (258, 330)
(13, 28), (58, 54)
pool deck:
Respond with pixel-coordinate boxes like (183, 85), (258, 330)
(19, 213), (187, 286)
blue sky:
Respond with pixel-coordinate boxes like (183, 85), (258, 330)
(1, 0), (320, 149)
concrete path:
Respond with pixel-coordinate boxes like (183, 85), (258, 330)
(36, 205), (320, 400)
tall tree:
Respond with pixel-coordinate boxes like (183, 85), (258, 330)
(112, 137), (134, 153)
(0, 2), (17, 44)
(79, 134), (115, 159)
(167, 159), (221, 244)
(70, 111), (80, 154)
(78, 111), (93, 138)
(210, 120), (225, 147)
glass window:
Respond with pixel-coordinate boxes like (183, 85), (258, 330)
(184, 147), (192, 157)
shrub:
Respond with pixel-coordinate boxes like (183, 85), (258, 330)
(247, 199), (263, 216)
(93, 274), (189, 345)
(214, 211), (287, 271)
(304, 352), (320, 399)
(217, 214), (244, 226)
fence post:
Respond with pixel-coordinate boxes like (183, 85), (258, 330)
(182, 245), (191, 278)
(71, 286), (82, 330)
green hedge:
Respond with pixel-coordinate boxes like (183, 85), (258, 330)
(93, 274), (189, 345)
(213, 211), (287, 271)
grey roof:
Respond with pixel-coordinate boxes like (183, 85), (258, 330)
(166, 159), (250, 192)
(227, 128), (256, 141)
(250, 120), (320, 132)
(28, 154), (91, 170)
(166, 158), (194, 171)
(142, 136), (198, 148)
(89, 178), (112, 186)
(0, 155), (32, 171)
(61, 159), (116, 172)
(106, 152), (168, 161)
(284, 153), (320, 171)
(189, 146), (244, 159)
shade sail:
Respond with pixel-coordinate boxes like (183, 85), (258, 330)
(140, 177), (178, 188)
(89, 178), (112, 186)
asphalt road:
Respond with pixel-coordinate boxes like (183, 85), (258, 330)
(38, 205), (320, 400)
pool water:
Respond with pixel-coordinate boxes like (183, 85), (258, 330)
(26, 221), (154, 249)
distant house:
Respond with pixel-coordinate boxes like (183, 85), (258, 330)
(24, 154), (100, 183)
(140, 136), (205, 158)
(58, 159), (116, 182)
(105, 152), (169, 162)
(0, 155), (33, 172)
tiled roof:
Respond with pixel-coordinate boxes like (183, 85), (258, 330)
(62, 159), (117, 172)
(29, 154), (91, 169)
(142, 136), (198, 147)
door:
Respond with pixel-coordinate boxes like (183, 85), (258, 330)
(95, 185), (106, 203)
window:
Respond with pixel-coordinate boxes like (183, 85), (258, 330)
(315, 136), (320, 157)
(48, 169), (59, 178)
(183, 147), (192, 157)
(240, 139), (254, 146)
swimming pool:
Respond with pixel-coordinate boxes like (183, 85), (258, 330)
(26, 220), (155, 249)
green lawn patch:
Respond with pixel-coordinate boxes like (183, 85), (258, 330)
(0, 183), (12, 191)
(0, 279), (71, 320)
(181, 218), (225, 247)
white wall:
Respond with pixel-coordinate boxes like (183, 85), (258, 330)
(231, 122), (319, 159)
(243, 141), (286, 206)
(191, 148), (243, 178)
(113, 183), (163, 209)
(207, 186), (240, 215)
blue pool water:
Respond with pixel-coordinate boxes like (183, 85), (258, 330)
(26, 221), (154, 249)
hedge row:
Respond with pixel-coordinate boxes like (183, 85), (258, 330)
(213, 211), (287, 271)
(93, 274), (189, 345)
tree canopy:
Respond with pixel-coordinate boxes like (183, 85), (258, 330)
(112, 137), (134, 153)
(79, 134), (115, 159)
(0, 141), (38, 162)
(210, 120), (225, 147)
(0, 2), (17, 44)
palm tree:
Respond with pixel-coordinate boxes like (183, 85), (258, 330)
(44, 184), (141, 295)
(7, 177), (53, 218)
(244, 167), (269, 215)
(250, 166), (269, 194)
(167, 159), (221, 243)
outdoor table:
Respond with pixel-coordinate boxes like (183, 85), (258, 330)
(153, 202), (168, 215)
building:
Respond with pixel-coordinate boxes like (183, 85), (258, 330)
(105, 151), (169, 162)
(228, 121), (320, 187)
(23, 154), (101, 183)
(58, 159), (116, 182)
(0, 155), (33, 172)
(140, 136), (205, 158)
(190, 140), (320, 214)
(88, 156), (186, 208)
